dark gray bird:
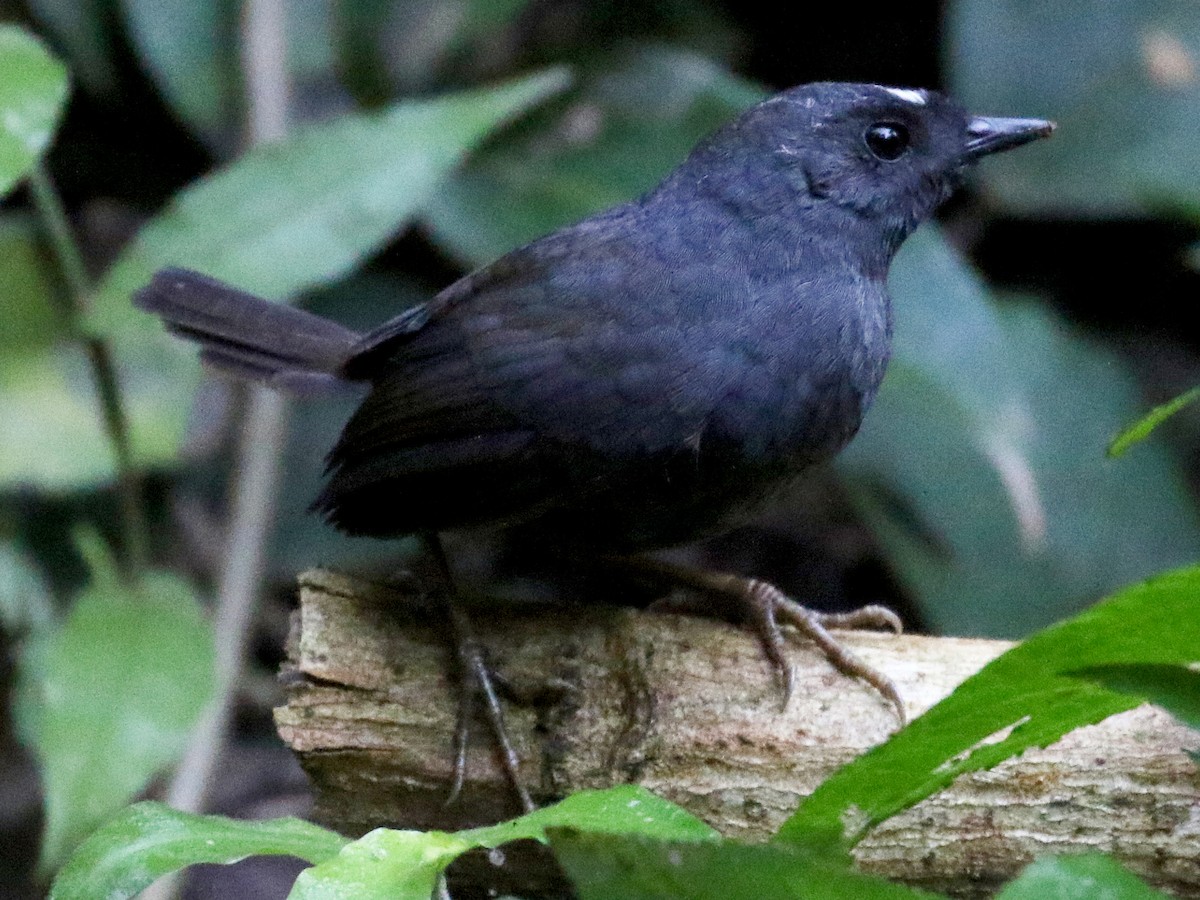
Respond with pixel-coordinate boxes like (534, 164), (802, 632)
(136, 81), (1052, 807)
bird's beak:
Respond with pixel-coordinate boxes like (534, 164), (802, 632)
(964, 116), (1055, 159)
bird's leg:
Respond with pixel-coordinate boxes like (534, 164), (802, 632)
(606, 554), (906, 724)
(425, 533), (534, 813)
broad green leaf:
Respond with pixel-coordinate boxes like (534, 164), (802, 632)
(0, 26), (69, 197)
(81, 68), (568, 471)
(17, 535), (216, 872)
(423, 45), (764, 266)
(0, 539), (54, 636)
(844, 232), (1200, 637)
(291, 786), (715, 900)
(1108, 385), (1200, 458)
(947, 1), (1200, 215)
(1069, 662), (1200, 731)
(50, 801), (346, 900)
(777, 565), (1200, 851)
(121, 0), (241, 140)
(997, 853), (1169, 900)
(550, 831), (943, 900)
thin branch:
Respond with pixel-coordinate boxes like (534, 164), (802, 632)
(28, 164), (148, 577)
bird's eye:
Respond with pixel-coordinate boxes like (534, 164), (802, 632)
(864, 122), (910, 161)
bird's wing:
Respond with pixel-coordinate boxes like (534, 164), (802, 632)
(314, 204), (743, 536)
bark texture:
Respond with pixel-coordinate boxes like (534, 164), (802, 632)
(275, 569), (1200, 898)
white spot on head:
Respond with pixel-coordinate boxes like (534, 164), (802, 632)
(883, 87), (927, 106)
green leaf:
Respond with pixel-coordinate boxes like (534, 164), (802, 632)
(16, 535), (216, 872)
(423, 45), (765, 267)
(997, 853), (1170, 900)
(1068, 662), (1200, 732)
(291, 786), (715, 899)
(82, 68), (568, 471)
(947, 1), (1200, 216)
(777, 564), (1200, 852)
(550, 831), (944, 900)
(842, 231), (1200, 637)
(120, 0), (241, 140)
(289, 829), (462, 900)
(455, 784), (718, 847)
(0, 345), (121, 489)
(0, 26), (70, 197)
(50, 801), (347, 900)
(1108, 385), (1200, 458)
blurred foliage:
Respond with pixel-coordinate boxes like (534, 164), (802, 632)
(14, 532), (215, 873)
(49, 802), (348, 900)
(3, 0), (1200, 895)
(947, 0), (1200, 217)
(89, 67), (568, 470)
(0, 26), (68, 196)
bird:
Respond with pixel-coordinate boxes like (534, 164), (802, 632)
(135, 81), (1053, 810)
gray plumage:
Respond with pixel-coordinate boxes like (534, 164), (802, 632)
(134, 82), (1052, 551)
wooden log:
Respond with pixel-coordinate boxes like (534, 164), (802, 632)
(274, 569), (1200, 898)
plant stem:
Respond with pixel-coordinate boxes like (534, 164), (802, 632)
(161, 0), (292, 829)
(28, 163), (149, 577)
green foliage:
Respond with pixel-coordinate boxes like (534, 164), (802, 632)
(292, 786), (716, 899)
(0, 26), (69, 197)
(423, 45), (765, 266)
(550, 831), (942, 900)
(78, 68), (569, 475)
(996, 854), (1170, 900)
(777, 564), (1200, 851)
(49, 802), (347, 900)
(52, 786), (713, 899)
(1070, 662), (1200, 732)
(50, 574), (1199, 896)
(16, 534), (216, 873)
(120, 0), (242, 140)
(1109, 386), (1200, 458)
(947, 0), (1200, 216)
(847, 247), (1200, 636)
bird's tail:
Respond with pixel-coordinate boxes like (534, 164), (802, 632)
(134, 268), (364, 391)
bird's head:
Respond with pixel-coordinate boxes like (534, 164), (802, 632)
(672, 82), (1053, 270)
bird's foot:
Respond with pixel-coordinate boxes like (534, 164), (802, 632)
(444, 598), (534, 813)
(627, 556), (906, 724)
